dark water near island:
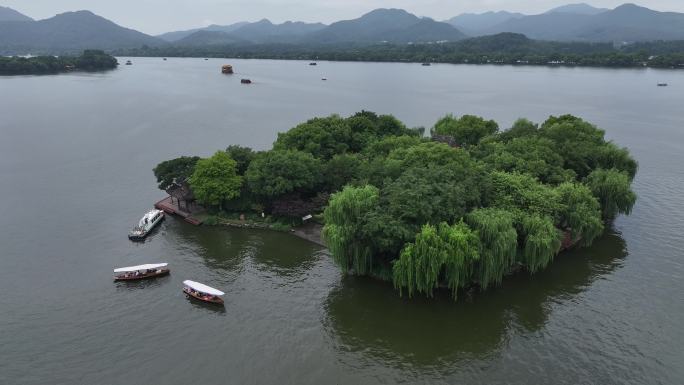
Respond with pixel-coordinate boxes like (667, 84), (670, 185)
(1, 58), (683, 384)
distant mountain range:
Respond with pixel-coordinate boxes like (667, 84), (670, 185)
(0, 10), (161, 54)
(157, 22), (249, 42)
(2, 3), (684, 55)
(446, 12), (525, 36)
(448, 3), (684, 42)
(170, 9), (466, 46)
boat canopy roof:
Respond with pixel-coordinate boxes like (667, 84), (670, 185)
(114, 263), (168, 273)
(138, 209), (163, 227)
(183, 280), (225, 296)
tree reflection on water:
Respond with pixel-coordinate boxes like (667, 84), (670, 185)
(323, 229), (627, 369)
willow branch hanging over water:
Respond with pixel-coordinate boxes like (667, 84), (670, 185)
(392, 221), (480, 299)
(154, 111), (638, 300)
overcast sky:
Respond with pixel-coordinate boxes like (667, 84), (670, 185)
(4, 1), (684, 35)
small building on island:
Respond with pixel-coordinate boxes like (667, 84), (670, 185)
(154, 179), (205, 225)
(431, 134), (459, 148)
(166, 180), (196, 211)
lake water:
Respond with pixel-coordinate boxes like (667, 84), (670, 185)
(1, 58), (683, 384)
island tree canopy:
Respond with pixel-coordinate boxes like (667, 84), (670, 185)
(154, 111), (637, 300)
(153, 156), (200, 190)
(189, 151), (242, 209)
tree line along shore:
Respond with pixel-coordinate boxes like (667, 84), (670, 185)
(154, 111), (637, 300)
(0, 50), (118, 75)
(119, 33), (684, 69)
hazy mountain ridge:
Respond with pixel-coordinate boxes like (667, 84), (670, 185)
(545, 3), (609, 15)
(161, 19), (325, 44)
(301, 9), (466, 44)
(174, 9), (467, 46)
(446, 11), (525, 34)
(174, 30), (250, 46)
(157, 22), (249, 42)
(0, 5), (32, 21)
(0, 10), (162, 54)
(230, 19), (326, 43)
(480, 3), (684, 41)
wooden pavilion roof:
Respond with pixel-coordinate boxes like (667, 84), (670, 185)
(166, 179), (195, 201)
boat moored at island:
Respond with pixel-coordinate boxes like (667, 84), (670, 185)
(128, 209), (164, 241)
(183, 280), (225, 304)
(113, 263), (170, 281)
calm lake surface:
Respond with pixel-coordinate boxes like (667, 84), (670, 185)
(1, 58), (683, 384)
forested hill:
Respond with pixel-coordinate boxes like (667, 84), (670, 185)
(0, 10), (163, 55)
(118, 33), (684, 69)
(0, 5), (32, 21)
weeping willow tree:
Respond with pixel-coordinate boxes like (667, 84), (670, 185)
(586, 168), (637, 219)
(323, 185), (379, 275)
(392, 222), (479, 299)
(466, 208), (518, 289)
(519, 214), (562, 273)
(441, 221), (480, 298)
(555, 182), (604, 246)
(392, 224), (443, 298)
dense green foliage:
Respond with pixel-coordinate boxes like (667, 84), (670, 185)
(586, 168), (637, 219)
(153, 156), (200, 189)
(245, 150), (321, 199)
(323, 185), (380, 275)
(155, 110), (637, 299)
(121, 33), (684, 69)
(225, 145), (256, 175)
(393, 222), (480, 299)
(0, 50), (118, 75)
(433, 115), (498, 146)
(189, 151), (242, 208)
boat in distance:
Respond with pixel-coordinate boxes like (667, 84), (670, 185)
(128, 209), (164, 241)
(114, 263), (170, 281)
(183, 280), (225, 305)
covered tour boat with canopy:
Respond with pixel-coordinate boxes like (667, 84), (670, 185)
(128, 209), (164, 241)
(113, 263), (170, 281)
(183, 280), (225, 304)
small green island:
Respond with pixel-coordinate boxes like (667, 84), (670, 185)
(154, 112), (637, 299)
(0, 50), (118, 75)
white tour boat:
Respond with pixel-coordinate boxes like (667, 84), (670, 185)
(183, 280), (225, 305)
(128, 209), (164, 241)
(113, 263), (170, 281)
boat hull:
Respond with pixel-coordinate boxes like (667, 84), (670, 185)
(114, 269), (170, 281)
(183, 288), (224, 305)
(128, 213), (164, 241)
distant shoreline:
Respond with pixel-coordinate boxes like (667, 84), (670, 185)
(0, 50), (118, 76)
(122, 54), (684, 71)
